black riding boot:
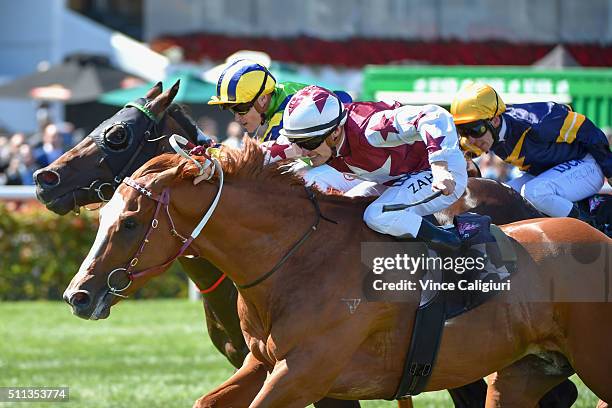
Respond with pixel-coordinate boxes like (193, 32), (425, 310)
(567, 203), (594, 225)
(416, 218), (462, 253)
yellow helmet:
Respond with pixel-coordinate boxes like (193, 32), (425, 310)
(208, 59), (276, 106)
(450, 82), (506, 124)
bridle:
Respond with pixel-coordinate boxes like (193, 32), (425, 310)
(75, 99), (197, 212)
(104, 144), (335, 296)
(106, 153), (224, 298)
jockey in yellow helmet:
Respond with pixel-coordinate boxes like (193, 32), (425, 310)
(209, 59), (352, 142)
(451, 82), (612, 220)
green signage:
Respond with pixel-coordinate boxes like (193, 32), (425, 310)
(362, 66), (612, 129)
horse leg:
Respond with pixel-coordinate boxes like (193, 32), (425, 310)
(193, 353), (267, 408)
(485, 357), (568, 408)
(447, 380), (488, 408)
(537, 379), (577, 408)
(313, 398), (361, 407)
(397, 398), (414, 408)
(248, 331), (365, 408)
(563, 302), (612, 402)
(179, 257), (249, 368)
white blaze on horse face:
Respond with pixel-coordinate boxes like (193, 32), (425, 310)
(77, 193), (127, 275)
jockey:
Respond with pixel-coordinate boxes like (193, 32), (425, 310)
(451, 82), (612, 219)
(208, 59), (351, 143)
(279, 85), (468, 252)
(208, 59), (361, 194)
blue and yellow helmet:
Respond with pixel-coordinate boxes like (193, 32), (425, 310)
(208, 59), (276, 106)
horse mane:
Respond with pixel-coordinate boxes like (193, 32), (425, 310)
(134, 137), (374, 205)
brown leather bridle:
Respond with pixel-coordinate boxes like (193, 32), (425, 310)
(106, 177), (198, 297)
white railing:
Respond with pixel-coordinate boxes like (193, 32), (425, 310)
(0, 185), (37, 200)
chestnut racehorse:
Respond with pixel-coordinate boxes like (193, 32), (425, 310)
(64, 141), (611, 407)
(44, 82), (577, 407)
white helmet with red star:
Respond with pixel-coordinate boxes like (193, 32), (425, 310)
(280, 85), (347, 139)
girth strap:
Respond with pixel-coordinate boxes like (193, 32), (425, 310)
(392, 274), (447, 399)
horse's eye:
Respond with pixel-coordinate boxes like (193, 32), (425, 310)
(123, 218), (137, 230)
(104, 126), (130, 150)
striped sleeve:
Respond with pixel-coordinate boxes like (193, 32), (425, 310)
(555, 110), (586, 144)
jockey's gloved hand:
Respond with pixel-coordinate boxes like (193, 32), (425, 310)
(431, 161), (456, 196)
(432, 179), (456, 196)
(192, 164), (215, 185)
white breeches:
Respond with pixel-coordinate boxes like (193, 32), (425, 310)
(505, 154), (605, 217)
(298, 160), (468, 239)
(363, 168), (467, 238)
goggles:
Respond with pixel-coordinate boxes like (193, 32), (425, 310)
(457, 120), (490, 139)
(222, 101), (254, 115)
(288, 135), (327, 151)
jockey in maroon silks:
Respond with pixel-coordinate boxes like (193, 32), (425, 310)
(266, 85), (469, 251)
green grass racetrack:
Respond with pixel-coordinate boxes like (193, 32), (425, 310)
(0, 300), (601, 407)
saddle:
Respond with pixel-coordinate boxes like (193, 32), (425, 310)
(393, 212), (517, 399)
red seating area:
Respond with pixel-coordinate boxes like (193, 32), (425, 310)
(152, 34), (612, 67)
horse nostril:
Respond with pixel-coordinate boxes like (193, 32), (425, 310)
(35, 170), (60, 188)
(70, 291), (92, 309)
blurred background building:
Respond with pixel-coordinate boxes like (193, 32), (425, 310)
(0, 0), (610, 189)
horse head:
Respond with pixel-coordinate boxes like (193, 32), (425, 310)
(34, 80), (200, 215)
(61, 138), (319, 319)
(61, 150), (206, 319)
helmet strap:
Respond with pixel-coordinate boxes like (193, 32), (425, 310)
(249, 69), (275, 107)
(485, 119), (501, 145)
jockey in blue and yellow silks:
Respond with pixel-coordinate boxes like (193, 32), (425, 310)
(451, 82), (612, 219)
(208, 59), (351, 143)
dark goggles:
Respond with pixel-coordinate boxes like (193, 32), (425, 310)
(457, 120), (490, 139)
(288, 135), (327, 151)
(223, 101), (255, 115)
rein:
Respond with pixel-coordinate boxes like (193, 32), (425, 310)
(105, 156), (332, 295)
(236, 187), (334, 290)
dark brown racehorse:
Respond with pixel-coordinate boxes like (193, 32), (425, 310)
(40, 81), (578, 408)
(34, 82), (248, 366)
(63, 143), (612, 407)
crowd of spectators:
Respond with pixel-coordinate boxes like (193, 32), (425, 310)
(0, 122), (79, 186)
(4, 114), (603, 188)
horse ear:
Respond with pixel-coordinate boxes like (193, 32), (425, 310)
(148, 79), (180, 115)
(145, 81), (163, 99)
(167, 79), (180, 102)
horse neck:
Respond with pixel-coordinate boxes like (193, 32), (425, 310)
(181, 179), (311, 292)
